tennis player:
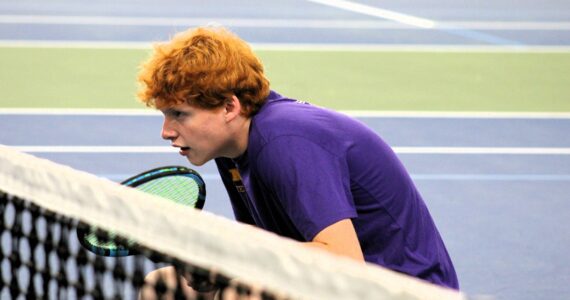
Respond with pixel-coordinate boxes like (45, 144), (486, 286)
(137, 26), (459, 298)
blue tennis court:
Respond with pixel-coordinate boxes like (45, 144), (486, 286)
(1, 112), (569, 299)
(1, 0), (570, 299)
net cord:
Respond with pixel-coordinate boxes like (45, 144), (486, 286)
(0, 145), (466, 300)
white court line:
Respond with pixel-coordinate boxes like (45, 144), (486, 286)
(1, 15), (569, 30)
(447, 21), (570, 30)
(410, 174), (570, 181)
(11, 146), (176, 153)
(344, 111), (570, 119)
(0, 15), (394, 27)
(9, 146), (570, 155)
(2, 40), (570, 52)
(0, 40), (153, 49)
(2, 108), (570, 119)
(0, 108), (161, 116)
(98, 173), (570, 182)
(306, 0), (436, 28)
(251, 44), (570, 52)
(1, 15), (410, 28)
(304, 0), (524, 46)
(101, 173), (222, 181)
(394, 147), (570, 155)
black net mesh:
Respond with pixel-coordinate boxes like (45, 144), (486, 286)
(0, 191), (279, 300)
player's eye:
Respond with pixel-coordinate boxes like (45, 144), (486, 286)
(166, 109), (184, 118)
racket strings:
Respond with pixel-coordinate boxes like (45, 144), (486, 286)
(137, 175), (201, 207)
(78, 168), (206, 257)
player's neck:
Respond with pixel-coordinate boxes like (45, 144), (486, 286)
(228, 116), (251, 159)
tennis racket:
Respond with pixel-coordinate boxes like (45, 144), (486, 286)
(77, 166), (206, 257)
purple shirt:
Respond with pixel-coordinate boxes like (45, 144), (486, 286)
(215, 91), (459, 289)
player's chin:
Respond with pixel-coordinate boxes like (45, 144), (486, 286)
(186, 155), (209, 167)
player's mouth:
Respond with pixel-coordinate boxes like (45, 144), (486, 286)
(179, 147), (191, 156)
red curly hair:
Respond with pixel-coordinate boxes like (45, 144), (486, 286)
(137, 26), (270, 117)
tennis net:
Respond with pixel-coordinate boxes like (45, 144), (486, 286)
(0, 145), (467, 300)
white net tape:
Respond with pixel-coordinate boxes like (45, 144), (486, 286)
(0, 145), (466, 300)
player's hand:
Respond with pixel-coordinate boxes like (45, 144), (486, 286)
(139, 266), (219, 300)
(182, 271), (218, 293)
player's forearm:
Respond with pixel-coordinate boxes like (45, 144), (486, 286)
(304, 241), (365, 262)
(305, 219), (365, 262)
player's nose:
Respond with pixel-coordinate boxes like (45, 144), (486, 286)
(161, 118), (177, 141)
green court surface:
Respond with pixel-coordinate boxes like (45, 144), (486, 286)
(1, 47), (569, 111)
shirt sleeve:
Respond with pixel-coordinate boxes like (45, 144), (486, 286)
(254, 136), (357, 241)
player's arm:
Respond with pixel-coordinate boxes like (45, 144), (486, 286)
(304, 218), (365, 262)
(139, 266), (219, 300)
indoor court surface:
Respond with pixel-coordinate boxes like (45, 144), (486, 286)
(1, 1), (570, 299)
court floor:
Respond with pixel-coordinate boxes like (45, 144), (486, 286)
(1, 111), (569, 299)
(1, 0), (570, 298)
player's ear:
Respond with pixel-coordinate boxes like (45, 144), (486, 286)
(224, 95), (242, 122)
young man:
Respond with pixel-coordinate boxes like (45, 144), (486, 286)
(137, 26), (459, 295)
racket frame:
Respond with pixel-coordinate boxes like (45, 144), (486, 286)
(77, 165), (206, 257)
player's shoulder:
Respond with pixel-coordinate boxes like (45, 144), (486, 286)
(257, 92), (313, 117)
(252, 98), (329, 140)
(255, 91), (347, 128)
